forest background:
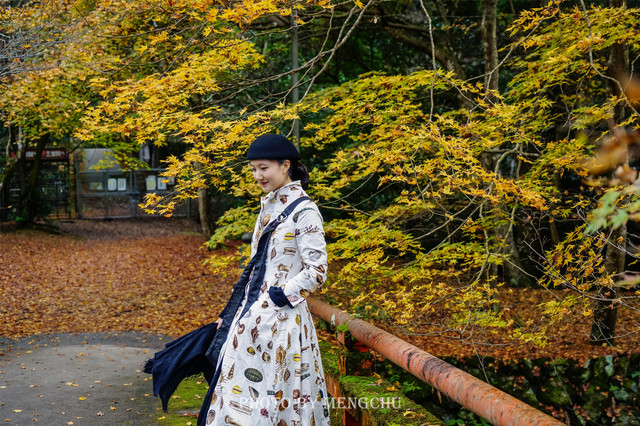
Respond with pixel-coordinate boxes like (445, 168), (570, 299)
(2, 0), (640, 415)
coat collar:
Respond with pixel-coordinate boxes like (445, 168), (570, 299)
(261, 180), (305, 208)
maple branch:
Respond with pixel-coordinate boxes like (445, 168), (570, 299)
(411, 200), (481, 242)
(195, 3), (374, 118)
(318, 173), (378, 216)
(578, 0), (640, 120)
(0, 15), (70, 78)
(297, 0), (375, 101)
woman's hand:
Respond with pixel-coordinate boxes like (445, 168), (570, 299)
(215, 318), (223, 330)
(269, 286), (293, 308)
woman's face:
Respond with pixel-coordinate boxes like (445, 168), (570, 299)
(250, 159), (292, 193)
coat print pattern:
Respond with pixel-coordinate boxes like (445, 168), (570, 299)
(207, 181), (330, 425)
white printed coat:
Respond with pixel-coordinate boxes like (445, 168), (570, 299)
(206, 181), (331, 426)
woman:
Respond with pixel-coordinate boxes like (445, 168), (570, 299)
(203, 133), (331, 425)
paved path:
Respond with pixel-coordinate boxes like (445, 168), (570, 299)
(0, 332), (170, 425)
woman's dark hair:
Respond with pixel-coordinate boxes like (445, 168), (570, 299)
(279, 159), (309, 189)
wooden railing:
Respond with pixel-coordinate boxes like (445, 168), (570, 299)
(307, 297), (564, 426)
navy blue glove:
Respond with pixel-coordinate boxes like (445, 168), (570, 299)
(269, 286), (293, 308)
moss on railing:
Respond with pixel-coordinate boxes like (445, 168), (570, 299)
(319, 340), (443, 426)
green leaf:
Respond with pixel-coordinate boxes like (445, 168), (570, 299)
(610, 209), (629, 229)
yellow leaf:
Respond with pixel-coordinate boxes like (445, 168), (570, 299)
(79, 396), (87, 401)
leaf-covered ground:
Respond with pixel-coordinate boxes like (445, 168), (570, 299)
(1, 218), (639, 364)
(0, 219), (237, 339)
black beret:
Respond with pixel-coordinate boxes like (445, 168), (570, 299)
(246, 133), (300, 160)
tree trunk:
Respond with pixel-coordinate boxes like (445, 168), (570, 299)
(590, 224), (625, 345)
(0, 126), (19, 193)
(198, 188), (212, 239)
(19, 134), (49, 226)
(608, 0), (627, 121)
(151, 144), (160, 169)
(478, 0), (533, 286)
(588, 0), (629, 346)
(481, 0), (499, 94)
(9, 127), (28, 223)
(195, 162), (212, 239)
(501, 224), (533, 286)
(0, 125), (19, 221)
